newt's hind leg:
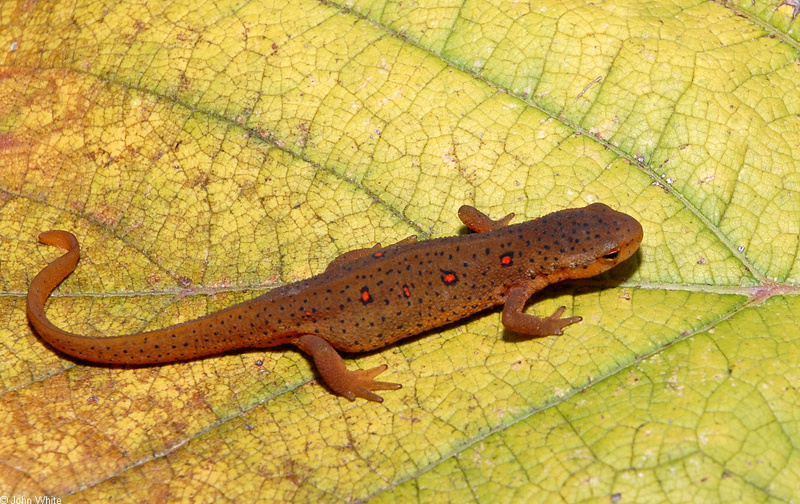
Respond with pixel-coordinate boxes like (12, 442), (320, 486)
(389, 235), (418, 247)
(501, 285), (582, 336)
(458, 205), (514, 233)
(325, 236), (418, 272)
(326, 244), (381, 271)
(292, 334), (401, 402)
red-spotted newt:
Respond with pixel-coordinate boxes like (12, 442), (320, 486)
(27, 204), (642, 402)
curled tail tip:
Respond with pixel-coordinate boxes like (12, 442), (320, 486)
(38, 230), (79, 250)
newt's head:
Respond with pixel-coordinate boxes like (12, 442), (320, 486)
(527, 203), (643, 280)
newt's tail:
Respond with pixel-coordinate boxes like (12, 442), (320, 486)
(26, 231), (82, 345)
(26, 231), (251, 365)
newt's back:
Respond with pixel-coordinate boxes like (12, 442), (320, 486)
(276, 203), (642, 352)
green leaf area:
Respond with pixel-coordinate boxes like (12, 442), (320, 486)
(1, 0), (799, 502)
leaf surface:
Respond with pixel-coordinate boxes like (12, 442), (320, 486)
(1, 0), (799, 501)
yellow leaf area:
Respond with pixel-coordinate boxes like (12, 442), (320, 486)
(1, 0), (799, 501)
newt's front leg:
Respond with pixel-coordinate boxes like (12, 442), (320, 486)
(292, 334), (401, 402)
(502, 285), (582, 336)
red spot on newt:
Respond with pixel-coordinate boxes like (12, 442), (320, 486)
(360, 287), (373, 305)
(26, 204), (643, 402)
(440, 270), (459, 286)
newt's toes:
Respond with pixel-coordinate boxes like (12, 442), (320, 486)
(344, 365), (402, 402)
(545, 306), (582, 335)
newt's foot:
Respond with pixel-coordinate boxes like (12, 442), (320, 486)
(501, 286), (583, 337)
(338, 364), (402, 402)
(542, 306), (582, 336)
(293, 334), (402, 402)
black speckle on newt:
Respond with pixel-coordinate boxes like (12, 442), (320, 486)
(26, 204), (643, 402)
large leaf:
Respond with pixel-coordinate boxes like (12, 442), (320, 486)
(2, 0), (799, 501)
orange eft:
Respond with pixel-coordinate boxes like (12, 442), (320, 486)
(27, 204), (643, 402)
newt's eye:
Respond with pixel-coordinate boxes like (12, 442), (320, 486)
(601, 249), (620, 261)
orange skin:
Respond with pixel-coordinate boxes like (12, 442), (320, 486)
(27, 204), (643, 402)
